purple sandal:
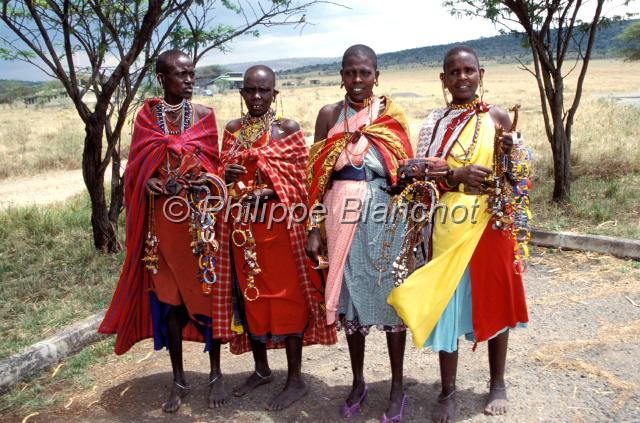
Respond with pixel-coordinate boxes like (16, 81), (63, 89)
(380, 393), (408, 423)
(340, 384), (368, 419)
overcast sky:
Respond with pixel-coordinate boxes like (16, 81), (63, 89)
(1, 0), (638, 80)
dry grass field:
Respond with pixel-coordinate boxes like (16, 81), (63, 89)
(0, 59), (639, 237)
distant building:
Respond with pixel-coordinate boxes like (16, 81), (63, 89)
(207, 72), (244, 92)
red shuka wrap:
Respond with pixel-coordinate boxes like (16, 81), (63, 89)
(218, 128), (337, 354)
(98, 99), (234, 355)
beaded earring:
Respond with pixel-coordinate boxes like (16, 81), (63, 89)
(240, 93), (245, 118)
(441, 82), (450, 106)
(479, 78), (485, 101)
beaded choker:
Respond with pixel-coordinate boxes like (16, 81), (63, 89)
(449, 97), (481, 110)
(156, 99), (193, 135)
(238, 109), (275, 149)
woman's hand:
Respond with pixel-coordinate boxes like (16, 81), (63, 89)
(145, 177), (164, 196)
(224, 163), (247, 184)
(305, 228), (325, 264)
(449, 164), (492, 195)
(499, 132), (514, 155)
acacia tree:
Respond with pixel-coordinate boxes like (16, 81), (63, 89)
(616, 20), (640, 59)
(0, 0), (330, 252)
(444, 0), (630, 202)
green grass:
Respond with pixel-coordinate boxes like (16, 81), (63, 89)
(0, 338), (116, 416)
(0, 193), (124, 360)
(530, 173), (640, 239)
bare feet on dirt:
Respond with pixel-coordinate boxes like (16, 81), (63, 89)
(484, 382), (508, 415)
(266, 376), (308, 411)
(207, 372), (227, 409)
(162, 381), (190, 413)
(233, 369), (273, 397)
(433, 389), (456, 423)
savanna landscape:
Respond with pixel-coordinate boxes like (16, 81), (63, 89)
(0, 59), (639, 422)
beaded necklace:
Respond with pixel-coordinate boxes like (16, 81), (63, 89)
(156, 98), (193, 135)
(448, 98), (483, 165)
(228, 109), (276, 160)
(342, 95), (374, 170)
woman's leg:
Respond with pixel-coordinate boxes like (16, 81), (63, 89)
(267, 335), (308, 410)
(233, 336), (273, 397)
(345, 331), (367, 404)
(485, 330), (509, 415)
(384, 330), (406, 417)
(433, 348), (458, 423)
(163, 306), (189, 413)
(207, 340), (227, 408)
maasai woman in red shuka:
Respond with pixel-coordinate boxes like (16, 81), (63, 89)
(388, 46), (529, 422)
(219, 65), (336, 411)
(306, 45), (413, 422)
(99, 51), (233, 413)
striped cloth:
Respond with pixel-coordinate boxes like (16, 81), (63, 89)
(219, 129), (337, 354)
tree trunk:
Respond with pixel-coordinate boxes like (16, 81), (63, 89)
(108, 138), (124, 240)
(82, 116), (121, 253)
(550, 125), (571, 202)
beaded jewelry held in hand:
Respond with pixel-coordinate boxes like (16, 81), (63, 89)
(391, 180), (440, 287)
(484, 105), (532, 274)
(187, 173), (228, 295)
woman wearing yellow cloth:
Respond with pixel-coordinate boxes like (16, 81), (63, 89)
(387, 46), (529, 423)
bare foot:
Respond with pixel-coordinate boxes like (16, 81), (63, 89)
(345, 380), (366, 406)
(484, 383), (508, 416)
(207, 373), (227, 409)
(432, 390), (456, 423)
(162, 381), (190, 413)
(266, 377), (308, 411)
(233, 369), (273, 397)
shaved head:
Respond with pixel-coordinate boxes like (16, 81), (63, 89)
(342, 44), (378, 69)
(443, 45), (480, 71)
(156, 49), (190, 74)
(244, 65), (276, 87)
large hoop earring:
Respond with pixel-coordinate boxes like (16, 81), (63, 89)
(340, 81), (344, 89)
(479, 79), (485, 101)
(442, 82), (449, 106)
(374, 79), (379, 87)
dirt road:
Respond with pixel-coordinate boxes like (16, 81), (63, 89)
(3, 249), (638, 422)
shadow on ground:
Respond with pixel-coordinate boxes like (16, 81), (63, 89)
(61, 371), (488, 422)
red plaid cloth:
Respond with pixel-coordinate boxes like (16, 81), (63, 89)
(99, 99), (235, 355)
(219, 128), (337, 354)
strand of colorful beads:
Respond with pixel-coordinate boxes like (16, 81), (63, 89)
(391, 180), (440, 287)
(187, 173), (228, 295)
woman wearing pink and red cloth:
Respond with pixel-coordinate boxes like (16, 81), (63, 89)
(306, 45), (413, 422)
(99, 50), (233, 413)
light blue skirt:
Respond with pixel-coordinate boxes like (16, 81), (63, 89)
(424, 267), (527, 353)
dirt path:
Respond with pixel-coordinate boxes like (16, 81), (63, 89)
(0, 165), (120, 209)
(3, 249), (638, 422)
